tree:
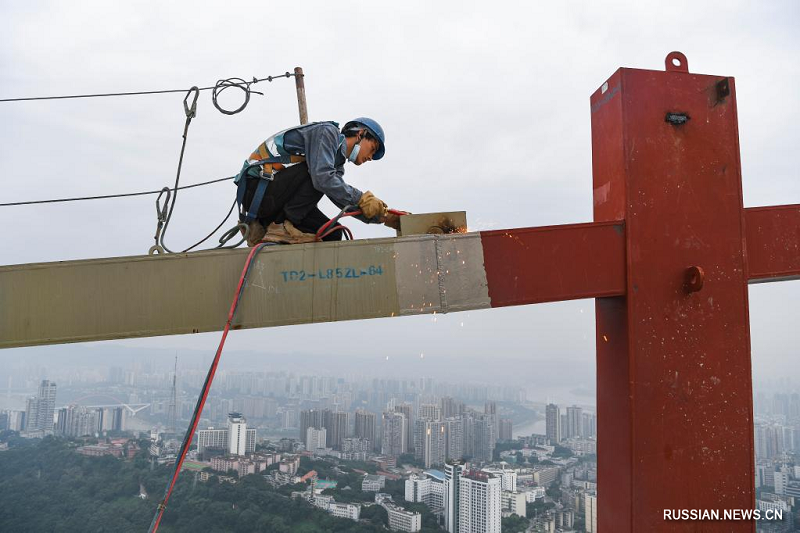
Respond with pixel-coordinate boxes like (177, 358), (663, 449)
(404, 502), (440, 531)
(546, 482), (562, 500)
(492, 440), (523, 461)
(578, 453), (597, 464)
(0, 438), (394, 533)
(383, 479), (407, 502)
(359, 504), (388, 526)
(552, 444), (574, 458)
(502, 514), (530, 532)
(527, 499), (555, 518)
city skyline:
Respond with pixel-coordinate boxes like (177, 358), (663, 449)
(3, 348), (799, 531)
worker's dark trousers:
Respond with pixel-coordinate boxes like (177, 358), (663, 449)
(239, 162), (342, 241)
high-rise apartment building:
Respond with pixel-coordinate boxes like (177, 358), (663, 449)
(300, 408), (349, 450)
(56, 406), (98, 437)
(341, 437), (371, 453)
(566, 405), (583, 439)
(415, 419), (447, 468)
(498, 418), (513, 442)
(457, 470), (501, 533)
(25, 398), (36, 431)
(472, 416), (495, 463)
(445, 417), (464, 461)
(585, 491), (598, 533)
(25, 380), (57, 434)
(299, 409), (327, 446)
(582, 412), (597, 438)
(56, 405), (124, 437)
(306, 427), (327, 451)
(97, 407), (126, 432)
(281, 407), (298, 429)
(440, 397), (463, 419)
(754, 422), (785, 460)
(444, 461), (465, 532)
(546, 403), (561, 444)
(418, 404), (441, 421)
(395, 404), (415, 452)
(197, 427), (229, 454)
(484, 401), (498, 444)
(354, 409), (377, 449)
(197, 413), (255, 456)
(325, 411), (349, 450)
(227, 412), (249, 456)
(0, 410), (26, 431)
(382, 411), (407, 457)
(462, 416), (475, 459)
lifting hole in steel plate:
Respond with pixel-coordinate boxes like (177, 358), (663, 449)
(665, 51), (689, 73)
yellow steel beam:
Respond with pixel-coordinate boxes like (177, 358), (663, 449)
(0, 233), (490, 349)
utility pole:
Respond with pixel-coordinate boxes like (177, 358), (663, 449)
(294, 67), (308, 125)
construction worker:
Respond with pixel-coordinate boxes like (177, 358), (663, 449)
(235, 118), (400, 245)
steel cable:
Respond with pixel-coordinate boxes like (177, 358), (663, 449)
(0, 72), (295, 103)
(0, 176), (234, 208)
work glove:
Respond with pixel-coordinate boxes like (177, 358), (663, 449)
(383, 212), (402, 230)
(358, 191), (387, 220)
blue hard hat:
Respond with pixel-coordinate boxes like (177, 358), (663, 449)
(343, 117), (386, 160)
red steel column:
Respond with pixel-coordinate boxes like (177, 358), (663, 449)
(591, 53), (755, 531)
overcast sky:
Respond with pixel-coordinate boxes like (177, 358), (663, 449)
(1, 1), (798, 395)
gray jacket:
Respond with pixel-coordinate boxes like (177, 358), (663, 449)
(283, 122), (374, 221)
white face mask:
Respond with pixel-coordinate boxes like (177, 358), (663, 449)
(348, 141), (361, 164)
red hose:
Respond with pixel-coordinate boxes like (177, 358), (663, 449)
(148, 243), (270, 532)
(150, 207), (409, 528)
(314, 208), (408, 241)
(318, 224), (354, 241)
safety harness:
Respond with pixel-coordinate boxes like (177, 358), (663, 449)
(235, 121), (342, 222)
